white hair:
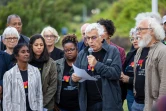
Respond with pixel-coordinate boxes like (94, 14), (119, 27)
(129, 27), (137, 37)
(85, 23), (104, 37)
(139, 17), (165, 41)
(2, 26), (20, 40)
(138, 34), (152, 48)
(135, 12), (161, 26)
(41, 26), (60, 44)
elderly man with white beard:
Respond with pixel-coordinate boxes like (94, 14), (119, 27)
(132, 17), (166, 111)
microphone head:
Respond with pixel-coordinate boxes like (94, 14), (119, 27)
(88, 47), (93, 55)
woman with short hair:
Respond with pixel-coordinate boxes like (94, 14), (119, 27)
(55, 34), (79, 111)
(2, 26), (20, 55)
(41, 26), (64, 61)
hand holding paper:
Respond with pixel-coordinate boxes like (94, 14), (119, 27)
(72, 64), (97, 82)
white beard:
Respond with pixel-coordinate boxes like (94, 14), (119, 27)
(138, 34), (152, 48)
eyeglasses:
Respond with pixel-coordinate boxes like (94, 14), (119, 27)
(64, 47), (76, 53)
(44, 35), (56, 39)
(136, 27), (152, 32)
(5, 37), (18, 42)
(130, 36), (140, 42)
(85, 36), (98, 41)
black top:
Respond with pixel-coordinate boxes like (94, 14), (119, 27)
(58, 60), (79, 110)
(29, 59), (44, 74)
(123, 49), (137, 90)
(86, 48), (106, 107)
(50, 47), (64, 61)
(20, 70), (32, 111)
(135, 47), (150, 104)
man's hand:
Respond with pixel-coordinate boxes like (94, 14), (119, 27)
(87, 55), (97, 67)
(72, 73), (81, 82)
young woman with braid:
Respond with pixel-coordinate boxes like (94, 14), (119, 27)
(55, 34), (79, 111)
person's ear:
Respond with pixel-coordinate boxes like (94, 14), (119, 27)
(2, 39), (6, 45)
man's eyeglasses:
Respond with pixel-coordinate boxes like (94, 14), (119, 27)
(130, 36), (140, 42)
(85, 36), (98, 41)
(64, 48), (76, 53)
(5, 37), (18, 42)
(136, 27), (152, 32)
(44, 35), (56, 39)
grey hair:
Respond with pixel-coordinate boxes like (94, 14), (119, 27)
(2, 26), (20, 40)
(85, 23), (104, 37)
(7, 14), (21, 24)
(135, 12), (161, 26)
(41, 26), (60, 44)
(140, 17), (165, 41)
(129, 27), (137, 37)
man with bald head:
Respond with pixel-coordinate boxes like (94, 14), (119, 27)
(77, 23), (90, 52)
(132, 17), (166, 111)
(0, 14), (29, 50)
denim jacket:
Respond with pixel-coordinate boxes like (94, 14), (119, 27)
(70, 40), (123, 111)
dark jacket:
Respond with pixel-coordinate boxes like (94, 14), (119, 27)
(0, 51), (11, 86)
(42, 58), (57, 110)
(0, 34), (29, 51)
(123, 49), (137, 85)
(70, 40), (123, 111)
(55, 58), (65, 103)
(77, 40), (87, 52)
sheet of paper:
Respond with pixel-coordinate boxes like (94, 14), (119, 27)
(72, 64), (97, 82)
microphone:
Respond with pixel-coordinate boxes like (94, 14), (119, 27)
(88, 47), (94, 71)
(88, 47), (93, 55)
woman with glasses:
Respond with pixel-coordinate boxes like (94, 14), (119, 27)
(55, 34), (79, 111)
(2, 26), (19, 55)
(3, 43), (43, 111)
(41, 26), (64, 61)
(121, 28), (139, 111)
(29, 34), (57, 111)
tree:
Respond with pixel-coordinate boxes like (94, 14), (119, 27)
(90, 0), (166, 37)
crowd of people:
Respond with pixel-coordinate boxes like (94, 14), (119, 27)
(0, 12), (166, 111)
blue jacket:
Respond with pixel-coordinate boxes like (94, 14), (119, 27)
(77, 40), (87, 52)
(70, 40), (123, 111)
(0, 51), (11, 86)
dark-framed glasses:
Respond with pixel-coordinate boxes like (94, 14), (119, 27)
(136, 27), (152, 32)
(64, 47), (76, 53)
(85, 36), (98, 41)
(5, 37), (18, 42)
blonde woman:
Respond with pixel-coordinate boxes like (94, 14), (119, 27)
(41, 26), (64, 60)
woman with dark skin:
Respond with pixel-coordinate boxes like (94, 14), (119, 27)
(55, 34), (79, 111)
(3, 43), (43, 111)
(29, 34), (57, 111)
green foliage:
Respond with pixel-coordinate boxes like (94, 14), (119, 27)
(90, 0), (166, 37)
(0, 0), (113, 38)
